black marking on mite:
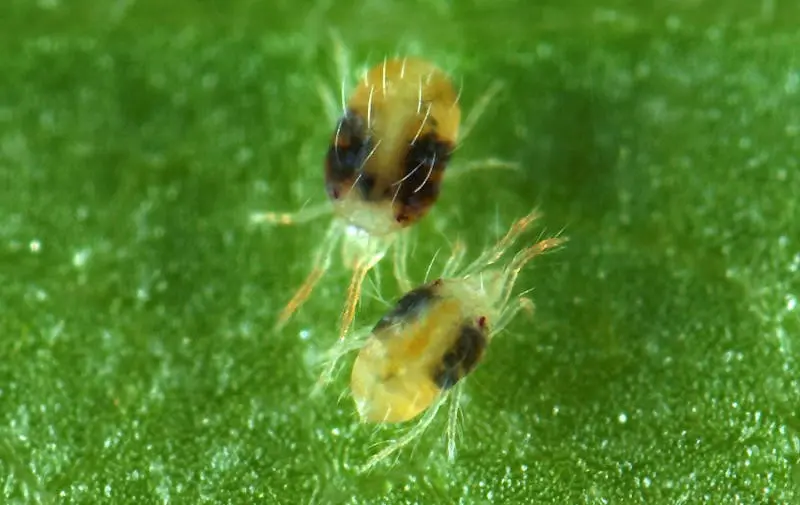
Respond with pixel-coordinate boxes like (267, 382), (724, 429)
(432, 323), (487, 390)
(325, 109), (371, 198)
(394, 133), (454, 218)
(356, 172), (376, 197)
(373, 284), (438, 334)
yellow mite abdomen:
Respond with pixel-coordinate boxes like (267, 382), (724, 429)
(350, 281), (488, 423)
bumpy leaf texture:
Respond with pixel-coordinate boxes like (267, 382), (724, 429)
(1, 1), (798, 503)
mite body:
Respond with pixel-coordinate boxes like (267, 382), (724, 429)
(251, 41), (510, 342)
(325, 58), (461, 231)
(318, 209), (565, 471)
(351, 280), (487, 423)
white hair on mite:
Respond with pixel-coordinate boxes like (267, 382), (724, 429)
(314, 209), (566, 472)
(249, 31), (513, 351)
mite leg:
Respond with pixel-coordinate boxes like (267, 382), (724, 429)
(441, 239), (466, 278)
(315, 28), (352, 124)
(329, 28), (352, 113)
(462, 209), (543, 276)
(338, 261), (371, 342)
(446, 78), (517, 180)
(392, 232), (413, 292)
(250, 202), (331, 227)
(498, 236), (566, 307)
(360, 392), (449, 473)
(313, 327), (372, 395)
(317, 80), (342, 125)
(338, 232), (395, 341)
(274, 223), (341, 330)
(458, 79), (505, 144)
(446, 157), (519, 181)
(445, 383), (465, 462)
(492, 296), (536, 337)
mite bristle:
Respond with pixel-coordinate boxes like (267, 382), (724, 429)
(424, 248), (442, 283)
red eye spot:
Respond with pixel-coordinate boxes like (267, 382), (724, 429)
(478, 316), (487, 329)
(331, 188), (340, 199)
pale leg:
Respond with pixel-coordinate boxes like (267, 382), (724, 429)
(337, 232), (395, 341)
(492, 296), (536, 337)
(315, 28), (351, 124)
(458, 80), (506, 143)
(447, 79), (518, 181)
(274, 223), (340, 330)
(360, 392), (448, 473)
(498, 236), (566, 307)
(462, 209), (543, 276)
(338, 261), (371, 342)
(392, 232), (413, 292)
(441, 239), (466, 278)
(446, 157), (519, 180)
(445, 383), (464, 462)
(317, 80), (342, 125)
(250, 202), (331, 226)
(313, 327), (372, 394)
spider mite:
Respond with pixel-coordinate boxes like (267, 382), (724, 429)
(316, 209), (565, 472)
(250, 42), (513, 342)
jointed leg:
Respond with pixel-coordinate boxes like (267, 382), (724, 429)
(392, 233), (413, 292)
(458, 80), (505, 144)
(317, 80), (342, 125)
(329, 28), (352, 109)
(499, 236), (566, 307)
(446, 157), (519, 181)
(313, 326), (372, 395)
(492, 296), (536, 337)
(338, 261), (371, 342)
(446, 80), (518, 181)
(274, 223), (340, 330)
(445, 384), (464, 462)
(360, 392), (448, 473)
(463, 209), (543, 276)
(250, 202), (331, 226)
(315, 28), (352, 124)
(441, 239), (466, 278)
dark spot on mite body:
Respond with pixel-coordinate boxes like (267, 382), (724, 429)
(325, 109), (371, 198)
(393, 133), (454, 221)
(433, 323), (487, 390)
(373, 284), (439, 334)
(356, 173), (376, 196)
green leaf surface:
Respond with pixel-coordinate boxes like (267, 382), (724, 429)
(2, 1), (799, 503)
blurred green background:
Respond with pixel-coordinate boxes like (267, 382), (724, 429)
(2, 0), (799, 503)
